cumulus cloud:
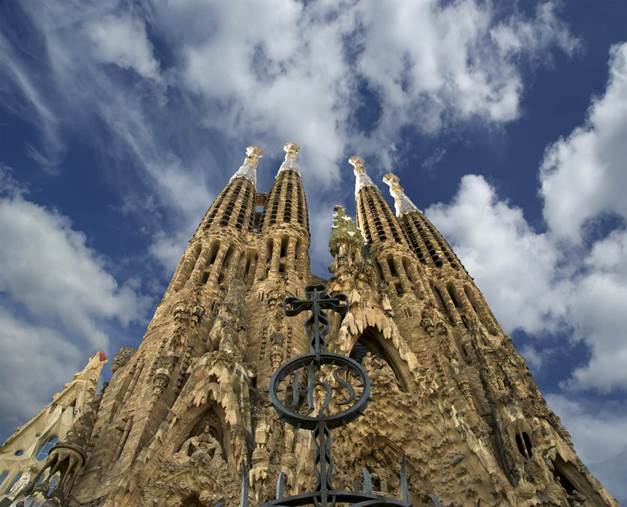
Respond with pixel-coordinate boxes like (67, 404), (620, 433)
(426, 39), (627, 398)
(427, 173), (627, 394)
(0, 194), (148, 347)
(353, 0), (577, 158)
(564, 229), (627, 392)
(427, 174), (563, 334)
(490, 2), (578, 60)
(2, 0), (578, 275)
(0, 308), (84, 429)
(541, 42), (627, 242)
(0, 189), (149, 432)
(83, 14), (160, 79)
(179, 0), (352, 184)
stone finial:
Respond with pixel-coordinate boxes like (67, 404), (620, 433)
(349, 155), (375, 195)
(382, 172), (420, 216)
(284, 143), (299, 157)
(230, 145), (264, 184)
(278, 142), (300, 174)
(348, 155), (366, 175)
(382, 172), (402, 193)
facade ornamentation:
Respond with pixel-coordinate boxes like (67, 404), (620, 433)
(0, 146), (618, 506)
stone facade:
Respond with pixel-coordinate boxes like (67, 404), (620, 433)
(1, 144), (619, 506)
(0, 352), (106, 503)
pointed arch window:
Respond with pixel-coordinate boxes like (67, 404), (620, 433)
(515, 431), (533, 459)
(182, 494), (204, 506)
(350, 327), (410, 392)
(177, 408), (227, 463)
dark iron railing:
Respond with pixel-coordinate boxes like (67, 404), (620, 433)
(242, 284), (414, 507)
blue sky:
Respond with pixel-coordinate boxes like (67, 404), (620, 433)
(1, 0), (627, 501)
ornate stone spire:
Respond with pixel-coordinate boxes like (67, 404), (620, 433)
(230, 145), (263, 184)
(278, 142), (300, 174)
(349, 155), (375, 195)
(383, 172), (421, 216)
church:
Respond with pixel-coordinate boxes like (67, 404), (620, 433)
(0, 144), (617, 506)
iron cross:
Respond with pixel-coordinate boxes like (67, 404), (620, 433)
(284, 285), (348, 357)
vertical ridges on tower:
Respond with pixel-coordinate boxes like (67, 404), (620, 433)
(262, 143), (309, 233)
(382, 172), (501, 334)
(256, 143), (310, 281)
(350, 156), (424, 299)
(383, 172), (462, 271)
(202, 145), (262, 232)
(168, 146), (263, 294)
(350, 157), (406, 248)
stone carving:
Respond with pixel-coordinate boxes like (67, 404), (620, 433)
(1, 146), (617, 507)
(110, 347), (136, 374)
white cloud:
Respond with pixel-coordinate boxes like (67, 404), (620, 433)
(490, 2), (578, 60)
(564, 229), (627, 392)
(0, 190), (148, 433)
(149, 229), (190, 273)
(0, 194), (148, 348)
(171, 0), (577, 179)
(519, 344), (547, 372)
(83, 14), (160, 79)
(0, 308), (84, 429)
(353, 0), (576, 159)
(427, 174), (563, 334)
(0, 31), (63, 169)
(3, 0), (578, 275)
(426, 41), (627, 396)
(180, 0), (352, 185)
(541, 42), (627, 242)
(427, 174), (627, 394)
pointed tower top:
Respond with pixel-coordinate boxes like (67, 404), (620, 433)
(383, 172), (421, 216)
(230, 145), (263, 184)
(278, 142), (300, 174)
(349, 155), (375, 195)
(74, 351), (108, 384)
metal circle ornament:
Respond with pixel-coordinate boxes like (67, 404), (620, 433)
(269, 352), (371, 430)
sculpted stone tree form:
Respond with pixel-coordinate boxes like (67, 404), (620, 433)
(0, 145), (619, 506)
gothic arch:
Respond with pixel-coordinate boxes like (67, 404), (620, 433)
(340, 308), (419, 392)
(348, 325), (413, 392)
(155, 354), (252, 472)
(171, 401), (229, 464)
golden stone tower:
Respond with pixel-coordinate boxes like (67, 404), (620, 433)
(0, 145), (618, 506)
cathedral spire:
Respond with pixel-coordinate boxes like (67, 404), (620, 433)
(277, 142), (300, 174)
(230, 145), (263, 185)
(349, 155), (376, 195)
(382, 172), (421, 216)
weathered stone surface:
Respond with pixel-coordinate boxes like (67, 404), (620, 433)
(1, 148), (618, 506)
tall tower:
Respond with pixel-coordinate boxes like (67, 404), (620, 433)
(328, 160), (616, 506)
(1, 146), (618, 506)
